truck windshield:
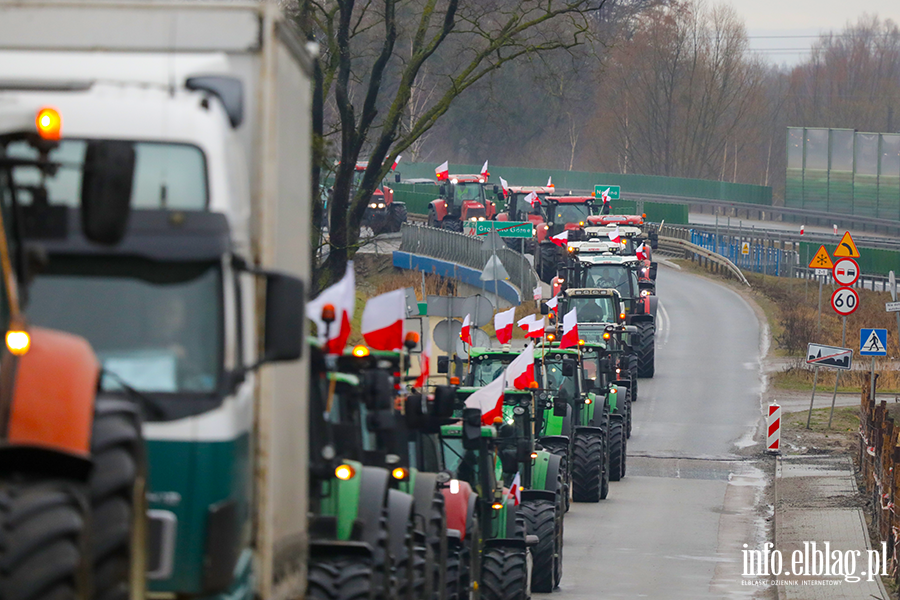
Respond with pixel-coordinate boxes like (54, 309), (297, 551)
(470, 355), (512, 387)
(28, 258), (222, 393)
(454, 183), (484, 202)
(551, 203), (590, 225)
(7, 139), (207, 210)
(567, 296), (617, 324)
(584, 265), (633, 298)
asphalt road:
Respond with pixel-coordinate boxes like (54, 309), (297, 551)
(537, 265), (769, 599)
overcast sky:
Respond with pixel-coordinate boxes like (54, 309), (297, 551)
(726, 0), (900, 65)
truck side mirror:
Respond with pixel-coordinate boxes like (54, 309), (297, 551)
(540, 303), (549, 315)
(80, 140), (135, 245)
(262, 272), (304, 362)
(437, 355), (450, 374)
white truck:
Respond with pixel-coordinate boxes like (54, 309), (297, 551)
(0, 2), (313, 598)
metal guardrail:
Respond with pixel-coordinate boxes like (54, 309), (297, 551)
(657, 235), (751, 286)
(399, 224), (540, 296)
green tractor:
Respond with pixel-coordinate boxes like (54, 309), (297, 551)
(577, 341), (630, 481)
(308, 343), (448, 600)
(439, 405), (539, 600)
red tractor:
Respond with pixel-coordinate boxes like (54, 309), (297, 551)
(426, 173), (497, 231)
(357, 161), (407, 233)
(533, 195), (600, 283)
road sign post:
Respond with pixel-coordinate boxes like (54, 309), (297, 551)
(891, 271), (900, 359)
(805, 342), (853, 429)
(861, 328), (888, 406)
(809, 246), (834, 336)
(807, 367), (819, 430)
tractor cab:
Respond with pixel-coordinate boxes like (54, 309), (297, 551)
(427, 174), (497, 231)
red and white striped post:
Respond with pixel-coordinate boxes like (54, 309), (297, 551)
(767, 402), (781, 453)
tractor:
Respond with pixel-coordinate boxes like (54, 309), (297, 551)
(582, 214), (660, 286)
(531, 196), (600, 284)
(427, 174), (497, 232)
(357, 161), (408, 234)
(495, 185), (555, 253)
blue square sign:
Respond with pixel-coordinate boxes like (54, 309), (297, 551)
(860, 328), (888, 356)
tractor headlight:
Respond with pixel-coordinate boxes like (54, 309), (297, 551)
(378, 203), (385, 208)
(369, 203), (377, 209)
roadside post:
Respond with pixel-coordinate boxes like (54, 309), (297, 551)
(827, 257), (860, 426)
(887, 271), (900, 349)
(860, 328), (888, 405)
(808, 245), (834, 337)
(806, 343), (853, 429)
(767, 402), (781, 453)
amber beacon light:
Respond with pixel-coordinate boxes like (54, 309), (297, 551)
(36, 107), (61, 140)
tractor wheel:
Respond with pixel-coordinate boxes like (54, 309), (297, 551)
(444, 543), (461, 600)
(608, 419), (626, 482)
(538, 439), (570, 513)
(443, 218), (463, 233)
(537, 243), (557, 284)
(89, 398), (147, 600)
(624, 387), (633, 439)
(520, 499), (556, 593)
(636, 322), (656, 378)
(424, 490), (446, 600)
(0, 478), (90, 600)
(427, 210), (439, 229)
(388, 203), (408, 233)
(308, 554), (374, 600)
(394, 517), (425, 600)
(553, 476), (565, 588)
(455, 516), (479, 600)
(480, 545), (528, 600)
(572, 431), (606, 503)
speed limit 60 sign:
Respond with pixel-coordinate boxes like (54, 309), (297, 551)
(831, 286), (859, 316)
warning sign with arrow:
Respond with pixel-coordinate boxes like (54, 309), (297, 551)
(834, 231), (861, 258)
(808, 245), (834, 269)
(860, 328), (887, 356)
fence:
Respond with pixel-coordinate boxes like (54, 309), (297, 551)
(689, 230), (798, 278)
(398, 224), (539, 299)
(857, 385), (900, 588)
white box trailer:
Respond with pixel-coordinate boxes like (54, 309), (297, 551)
(0, 2), (314, 597)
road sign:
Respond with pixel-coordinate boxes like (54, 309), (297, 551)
(806, 343), (853, 370)
(814, 269), (830, 277)
(741, 241), (750, 256)
(465, 221), (534, 238)
(831, 286), (859, 316)
(832, 257), (860, 286)
(886, 301), (900, 313)
(833, 231), (861, 258)
(808, 245), (834, 269)
(593, 185), (620, 200)
(860, 328), (888, 356)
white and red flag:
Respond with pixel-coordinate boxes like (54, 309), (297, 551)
(465, 372), (505, 425)
(550, 231), (568, 247)
(392, 155), (402, 170)
(533, 284), (542, 301)
(494, 307), (516, 344)
(545, 296), (558, 313)
(608, 226), (622, 244)
(414, 337), (432, 388)
(517, 314), (544, 338)
(306, 262), (356, 354)
(508, 472), (522, 505)
(601, 187), (611, 204)
(506, 342), (536, 389)
(525, 191), (540, 207)
(481, 160), (489, 178)
(436, 160), (449, 181)
(362, 288), (406, 350)
(547, 176), (553, 187)
(460, 314), (472, 345)
(800, 224), (805, 235)
(559, 307), (579, 349)
(499, 176), (510, 197)
(636, 242), (648, 261)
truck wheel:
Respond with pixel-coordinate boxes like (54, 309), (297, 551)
(572, 432), (605, 503)
(538, 439), (570, 513)
(388, 203), (408, 232)
(443, 218), (463, 233)
(480, 545), (528, 600)
(537, 243), (557, 284)
(520, 499), (556, 593)
(636, 322), (656, 378)
(0, 478), (90, 600)
(89, 398), (146, 600)
(308, 555), (373, 600)
(608, 419), (626, 482)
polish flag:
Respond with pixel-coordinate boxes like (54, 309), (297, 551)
(460, 314), (472, 345)
(550, 231), (568, 247)
(494, 307), (516, 344)
(499, 176), (510, 197)
(508, 472), (521, 505)
(546, 296), (558, 313)
(601, 187), (611, 204)
(547, 176), (553, 188)
(362, 288), (406, 350)
(306, 262), (356, 354)
(414, 338), (432, 388)
(525, 191), (540, 207)
(392, 155), (402, 170)
(533, 285), (542, 301)
(559, 307), (579, 349)
(517, 315), (544, 339)
(436, 161), (449, 181)
(636, 243), (648, 261)
(465, 373), (505, 425)
(800, 225), (805, 235)
(608, 227), (622, 244)
(506, 342), (536, 390)
(481, 160), (489, 177)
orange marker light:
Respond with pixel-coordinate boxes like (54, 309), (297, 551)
(335, 464), (355, 480)
(392, 467), (409, 480)
(450, 376), (460, 385)
(5, 330), (30, 356)
(492, 416), (503, 425)
(530, 452), (539, 459)
(321, 303), (336, 323)
(492, 502), (504, 510)
(619, 312), (626, 321)
(36, 107), (61, 140)
(352, 345), (370, 357)
(603, 332), (611, 340)
(578, 339), (585, 346)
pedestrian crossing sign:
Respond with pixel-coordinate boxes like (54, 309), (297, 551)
(860, 328), (887, 356)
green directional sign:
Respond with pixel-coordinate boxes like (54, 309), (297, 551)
(465, 221), (534, 238)
(594, 185), (621, 200)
